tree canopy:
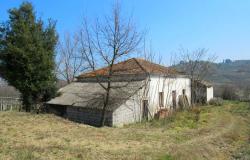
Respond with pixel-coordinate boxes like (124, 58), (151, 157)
(0, 2), (58, 111)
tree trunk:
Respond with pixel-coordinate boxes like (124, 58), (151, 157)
(100, 83), (111, 127)
(22, 96), (32, 112)
(24, 105), (31, 112)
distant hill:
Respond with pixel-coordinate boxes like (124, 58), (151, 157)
(208, 60), (250, 87)
(174, 60), (250, 98)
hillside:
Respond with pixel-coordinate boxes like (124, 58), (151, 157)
(0, 101), (249, 160)
(208, 60), (250, 87)
(174, 60), (250, 98)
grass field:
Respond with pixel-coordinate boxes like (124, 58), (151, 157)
(0, 101), (249, 160)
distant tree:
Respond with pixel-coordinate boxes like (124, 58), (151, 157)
(56, 32), (88, 84)
(177, 48), (216, 104)
(224, 59), (232, 64)
(243, 86), (250, 101)
(221, 85), (238, 100)
(0, 2), (58, 112)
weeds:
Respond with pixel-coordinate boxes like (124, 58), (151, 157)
(229, 102), (250, 116)
(13, 150), (36, 160)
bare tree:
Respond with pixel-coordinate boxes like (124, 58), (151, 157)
(177, 48), (216, 104)
(78, 3), (143, 126)
(56, 32), (88, 84)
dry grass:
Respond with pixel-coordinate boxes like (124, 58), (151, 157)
(0, 101), (249, 160)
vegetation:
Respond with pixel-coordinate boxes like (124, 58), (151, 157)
(79, 2), (143, 126)
(56, 32), (88, 84)
(0, 2), (58, 111)
(208, 97), (223, 106)
(174, 48), (216, 104)
(221, 85), (239, 100)
(174, 59), (250, 101)
(0, 101), (249, 160)
(209, 60), (250, 100)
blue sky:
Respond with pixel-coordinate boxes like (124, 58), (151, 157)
(1, 0), (250, 63)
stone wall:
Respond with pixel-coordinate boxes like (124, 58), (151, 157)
(47, 105), (67, 117)
(66, 106), (113, 126)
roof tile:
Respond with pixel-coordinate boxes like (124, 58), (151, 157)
(78, 58), (178, 78)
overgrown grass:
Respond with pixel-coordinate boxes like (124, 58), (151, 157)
(128, 107), (201, 130)
(0, 101), (249, 160)
(228, 100), (250, 115)
(159, 154), (174, 160)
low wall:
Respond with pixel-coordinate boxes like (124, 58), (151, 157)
(66, 107), (113, 126)
(47, 105), (113, 126)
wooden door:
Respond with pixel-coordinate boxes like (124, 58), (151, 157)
(172, 90), (177, 110)
(142, 100), (149, 120)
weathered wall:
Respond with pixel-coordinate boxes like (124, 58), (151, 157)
(112, 96), (141, 127)
(206, 87), (214, 102)
(47, 105), (67, 117)
(112, 76), (192, 126)
(66, 107), (113, 126)
(147, 76), (191, 116)
(48, 75), (192, 127)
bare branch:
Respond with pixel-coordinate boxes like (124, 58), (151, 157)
(78, 2), (143, 126)
(56, 32), (89, 84)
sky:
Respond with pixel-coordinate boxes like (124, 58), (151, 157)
(1, 0), (250, 63)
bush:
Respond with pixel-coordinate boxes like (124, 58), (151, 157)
(209, 97), (223, 106)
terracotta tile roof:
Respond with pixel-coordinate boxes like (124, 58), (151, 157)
(78, 58), (178, 78)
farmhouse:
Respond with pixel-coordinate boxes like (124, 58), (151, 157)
(47, 58), (211, 127)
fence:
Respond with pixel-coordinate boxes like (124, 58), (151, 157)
(0, 97), (22, 111)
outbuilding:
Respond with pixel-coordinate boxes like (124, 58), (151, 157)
(47, 58), (203, 126)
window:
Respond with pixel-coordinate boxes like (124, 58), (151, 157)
(159, 92), (164, 107)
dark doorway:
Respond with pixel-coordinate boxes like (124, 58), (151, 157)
(159, 92), (164, 107)
(142, 100), (149, 120)
(172, 90), (177, 110)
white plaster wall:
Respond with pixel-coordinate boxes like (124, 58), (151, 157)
(112, 95), (141, 127)
(112, 76), (192, 126)
(147, 75), (191, 116)
(206, 87), (214, 102)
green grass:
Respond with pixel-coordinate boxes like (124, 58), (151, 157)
(159, 154), (174, 160)
(0, 101), (249, 160)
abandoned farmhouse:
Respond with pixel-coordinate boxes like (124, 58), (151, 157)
(47, 58), (213, 126)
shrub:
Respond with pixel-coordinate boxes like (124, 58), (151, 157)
(209, 97), (223, 106)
